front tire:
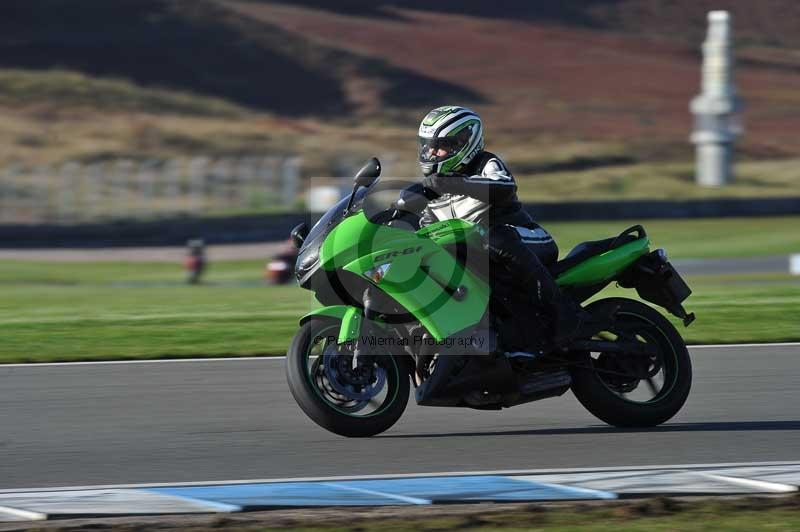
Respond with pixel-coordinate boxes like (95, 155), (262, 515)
(570, 298), (692, 427)
(286, 317), (410, 437)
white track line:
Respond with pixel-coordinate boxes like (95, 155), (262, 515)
(0, 357), (286, 368)
(3, 461), (799, 494)
(533, 482), (617, 500)
(321, 483), (431, 505)
(0, 506), (47, 521)
(699, 473), (798, 493)
(689, 342), (800, 349)
(2, 342), (799, 368)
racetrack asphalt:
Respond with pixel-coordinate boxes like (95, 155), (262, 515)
(1, 345), (798, 490)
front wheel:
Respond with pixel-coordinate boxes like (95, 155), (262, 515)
(286, 317), (410, 437)
(570, 298), (692, 427)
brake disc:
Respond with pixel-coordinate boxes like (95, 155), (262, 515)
(322, 343), (387, 402)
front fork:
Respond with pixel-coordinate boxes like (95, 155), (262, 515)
(352, 288), (416, 385)
(352, 288), (380, 367)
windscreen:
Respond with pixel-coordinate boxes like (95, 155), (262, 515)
(302, 187), (369, 250)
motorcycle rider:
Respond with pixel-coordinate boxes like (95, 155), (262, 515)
(416, 105), (590, 347)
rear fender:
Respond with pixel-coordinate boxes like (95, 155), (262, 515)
(618, 251), (696, 326)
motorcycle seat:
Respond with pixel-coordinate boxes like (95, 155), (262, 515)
(550, 226), (645, 277)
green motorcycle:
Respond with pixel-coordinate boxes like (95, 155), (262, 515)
(287, 158), (695, 437)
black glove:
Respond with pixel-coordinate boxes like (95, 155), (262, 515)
(422, 173), (466, 194)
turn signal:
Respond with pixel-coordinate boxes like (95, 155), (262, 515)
(364, 263), (391, 283)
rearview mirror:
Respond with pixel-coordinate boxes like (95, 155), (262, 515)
(290, 222), (309, 249)
(354, 157), (381, 188)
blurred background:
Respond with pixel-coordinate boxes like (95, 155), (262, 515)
(4, 0), (800, 223)
(0, 0), (798, 362)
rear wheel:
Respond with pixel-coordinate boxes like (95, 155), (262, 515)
(570, 298), (692, 427)
(286, 317), (409, 437)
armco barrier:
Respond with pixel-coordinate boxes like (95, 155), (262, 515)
(1, 197), (799, 248)
(0, 212), (313, 248)
(529, 196), (800, 221)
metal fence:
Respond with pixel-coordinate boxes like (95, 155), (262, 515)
(0, 156), (300, 224)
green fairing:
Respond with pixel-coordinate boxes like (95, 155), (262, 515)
(320, 211), (404, 271)
(312, 209), (648, 342)
(556, 238), (650, 287)
(321, 214), (489, 341)
(416, 218), (484, 248)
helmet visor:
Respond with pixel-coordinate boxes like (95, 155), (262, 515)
(418, 124), (474, 164)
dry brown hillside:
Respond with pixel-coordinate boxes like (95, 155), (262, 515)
(231, 1), (800, 158)
(2, 0), (800, 199)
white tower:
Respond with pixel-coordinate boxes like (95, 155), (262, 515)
(690, 11), (742, 187)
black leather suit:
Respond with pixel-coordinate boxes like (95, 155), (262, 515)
(420, 151), (560, 306)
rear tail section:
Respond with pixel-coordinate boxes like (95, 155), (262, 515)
(556, 226), (650, 289)
(555, 225), (695, 326)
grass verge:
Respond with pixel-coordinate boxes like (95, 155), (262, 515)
(200, 497), (800, 531)
(0, 257), (798, 363)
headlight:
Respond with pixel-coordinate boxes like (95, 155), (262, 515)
(656, 248), (668, 262)
(364, 263), (391, 283)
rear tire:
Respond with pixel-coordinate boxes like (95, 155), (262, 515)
(286, 317), (410, 437)
(570, 298), (692, 427)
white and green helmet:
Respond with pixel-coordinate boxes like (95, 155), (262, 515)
(418, 105), (484, 176)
